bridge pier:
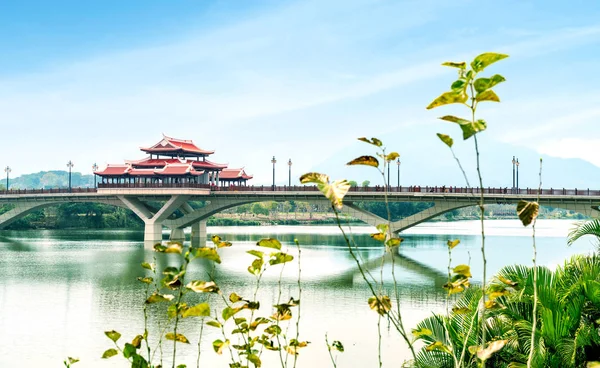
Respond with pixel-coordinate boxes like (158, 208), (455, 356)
(191, 220), (207, 247)
(144, 222), (163, 248)
(169, 228), (185, 242)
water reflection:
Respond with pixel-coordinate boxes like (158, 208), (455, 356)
(0, 223), (593, 367)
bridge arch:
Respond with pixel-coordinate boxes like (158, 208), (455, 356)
(0, 198), (127, 229)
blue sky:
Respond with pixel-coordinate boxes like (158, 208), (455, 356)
(1, 0), (599, 186)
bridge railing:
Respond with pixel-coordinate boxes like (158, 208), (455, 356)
(1, 184), (599, 196)
(0, 188), (98, 195)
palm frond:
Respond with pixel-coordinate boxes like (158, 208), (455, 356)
(567, 219), (600, 246)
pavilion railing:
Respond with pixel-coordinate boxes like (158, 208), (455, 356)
(1, 184), (599, 196)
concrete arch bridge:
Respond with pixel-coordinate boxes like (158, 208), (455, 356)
(1, 185), (599, 248)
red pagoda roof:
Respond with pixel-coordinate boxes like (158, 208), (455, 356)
(126, 157), (228, 170)
(140, 135), (215, 156)
(95, 163), (205, 177)
(95, 164), (131, 176)
(220, 168), (253, 180)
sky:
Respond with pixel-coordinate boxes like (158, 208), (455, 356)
(1, 0), (599, 187)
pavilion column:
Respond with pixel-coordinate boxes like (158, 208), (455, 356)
(191, 220), (207, 247)
(216, 172), (220, 186)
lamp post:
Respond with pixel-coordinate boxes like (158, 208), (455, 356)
(387, 161), (390, 189)
(92, 163), (98, 188)
(512, 156), (516, 192)
(516, 158), (520, 192)
(67, 160), (74, 192)
(271, 156), (276, 190)
(4, 166), (11, 191)
(396, 158), (401, 189)
(288, 158), (292, 187)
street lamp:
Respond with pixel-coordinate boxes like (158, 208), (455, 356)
(271, 156), (276, 190)
(4, 166), (11, 191)
(67, 160), (74, 192)
(516, 158), (520, 191)
(512, 156), (516, 191)
(288, 159), (292, 187)
(92, 163), (98, 188)
(396, 158), (401, 189)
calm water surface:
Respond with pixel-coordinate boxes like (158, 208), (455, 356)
(0, 220), (595, 367)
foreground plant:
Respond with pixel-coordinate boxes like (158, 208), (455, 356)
(428, 52), (508, 364)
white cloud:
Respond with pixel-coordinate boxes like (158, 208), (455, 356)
(538, 138), (600, 168)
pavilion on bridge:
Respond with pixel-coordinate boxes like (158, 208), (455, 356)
(94, 135), (253, 187)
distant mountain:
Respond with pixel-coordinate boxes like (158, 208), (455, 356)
(6, 171), (95, 189)
(312, 129), (600, 190)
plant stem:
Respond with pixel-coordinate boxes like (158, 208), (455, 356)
(527, 159), (543, 368)
(196, 316), (205, 368)
(171, 261), (188, 368)
(470, 76), (487, 361)
(293, 239), (302, 368)
(325, 333), (337, 368)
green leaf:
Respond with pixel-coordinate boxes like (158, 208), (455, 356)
(439, 115), (470, 125)
(67, 357), (79, 364)
(437, 133), (453, 148)
(471, 52), (509, 73)
(269, 252), (294, 266)
(376, 224), (389, 233)
(164, 242), (183, 254)
(186, 280), (220, 293)
(248, 353), (262, 367)
(517, 200), (539, 226)
(123, 343), (136, 358)
(475, 90), (500, 103)
(211, 235), (222, 244)
(386, 238), (403, 247)
(141, 262), (155, 271)
(442, 61), (466, 69)
(357, 137), (383, 147)
(370, 233), (386, 242)
(412, 327), (433, 339)
(447, 239), (460, 249)
(182, 302), (211, 318)
(331, 340), (344, 352)
(206, 320), (221, 328)
(451, 79), (466, 91)
(265, 324), (282, 335)
(165, 332), (190, 344)
(131, 335), (143, 349)
(439, 115), (487, 140)
(384, 152), (400, 162)
(587, 362), (600, 368)
(452, 307), (472, 314)
(346, 155), (379, 168)
(153, 244), (167, 252)
(216, 241), (232, 248)
(368, 295), (392, 316)
(229, 292), (243, 303)
(250, 317), (270, 331)
(474, 74), (506, 93)
(104, 330), (121, 343)
(247, 250), (264, 258)
(319, 179), (351, 210)
(222, 306), (242, 321)
(426, 91), (468, 109)
(299, 172), (329, 185)
(453, 264), (472, 278)
(248, 258), (264, 276)
(193, 247), (221, 263)
(426, 341), (452, 354)
(476, 339), (507, 361)
(101, 348), (118, 359)
(146, 293), (175, 304)
(213, 339), (230, 355)
(137, 277), (153, 284)
(257, 238), (282, 250)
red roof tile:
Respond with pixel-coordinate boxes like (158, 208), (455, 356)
(140, 135), (215, 155)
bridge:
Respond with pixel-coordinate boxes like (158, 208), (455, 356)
(1, 184), (599, 248)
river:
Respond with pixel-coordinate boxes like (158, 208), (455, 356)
(0, 220), (595, 367)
